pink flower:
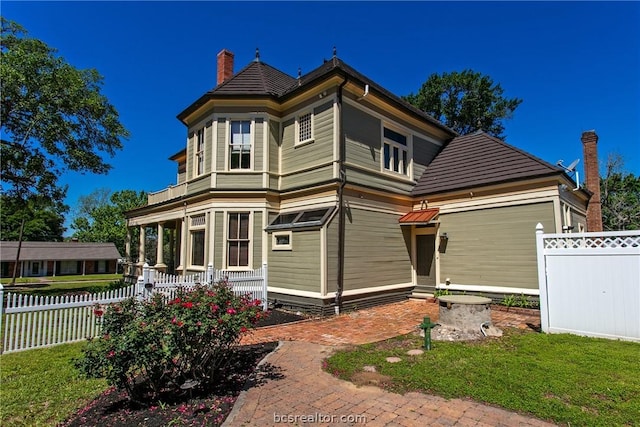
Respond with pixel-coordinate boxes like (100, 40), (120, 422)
(182, 302), (194, 309)
(196, 321), (202, 326)
(107, 350), (115, 358)
(210, 304), (219, 312)
(240, 326), (248, 333)
(227, 308), (237, 315)
(93, 308), (104, 317)
(171, 316), (178, 324)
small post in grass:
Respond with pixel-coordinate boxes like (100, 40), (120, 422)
(419, 316), (440, 350)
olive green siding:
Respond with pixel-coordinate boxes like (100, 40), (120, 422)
(326, 217), (339, 294)
(413, 136), (440, 179)
(216, 119), (227, 171)
(186, 175), (210, 195)
(216, 173), (263, 189)
(344, 103), (381, 170)
(346, 167), (415, 194)
(343, 208), (412, 290)
(439, 202), (556, 290)
(280, 164), (334, 190)
(268, 230), (321, 293)
(269, 120), (280, 176)
(253, 211), (263, 268)
(214, 212), (223, 268)
(254, 119), (264, 171)
(281, 102), (334, 175)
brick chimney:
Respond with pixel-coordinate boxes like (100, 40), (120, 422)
(581, 130), (603, 232)
(217, 49), (234, 86)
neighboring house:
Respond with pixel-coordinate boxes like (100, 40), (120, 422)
(125, 49), (597, 314)
(0, 241), (121, 278)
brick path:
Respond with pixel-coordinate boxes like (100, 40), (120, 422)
(225, 299), (555, 426)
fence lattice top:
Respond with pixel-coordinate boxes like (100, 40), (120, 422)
(543, 234), (640, 249)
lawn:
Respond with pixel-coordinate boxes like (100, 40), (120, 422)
(0, 342), (108, 426)
(1, 274), (125, 296)
(325, 329), (640, 426)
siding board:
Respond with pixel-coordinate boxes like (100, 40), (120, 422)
(439, 202), (556, 290)
(269, 230), (321, 293)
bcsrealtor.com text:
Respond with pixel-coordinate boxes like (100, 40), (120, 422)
(273, 412), (367, 424)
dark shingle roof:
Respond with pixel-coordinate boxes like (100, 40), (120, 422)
(412, 131), (564, 196)
(178, 55), (456, 137)
(0, 241), (122, 262)
(212, 60), (298, 96)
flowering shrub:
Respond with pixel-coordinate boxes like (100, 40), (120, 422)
(75, 280), (263, 403)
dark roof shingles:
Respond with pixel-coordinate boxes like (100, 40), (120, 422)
(1, 242), (122, 262)
(412, 131), (563, 196)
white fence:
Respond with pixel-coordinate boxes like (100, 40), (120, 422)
(0, 263), (268, 354)
(536, 224), (640, 342)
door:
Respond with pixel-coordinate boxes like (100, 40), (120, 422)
(416, 234), (436, 293)
(31, 262), (40, 276)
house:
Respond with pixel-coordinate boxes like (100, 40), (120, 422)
(0, 241), (122, 278)
(125, 49), (597, 314)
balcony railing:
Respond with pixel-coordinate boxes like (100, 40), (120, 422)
(147, 182), (187, 205)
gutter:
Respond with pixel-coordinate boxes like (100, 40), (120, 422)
(335, 74), (348, 314)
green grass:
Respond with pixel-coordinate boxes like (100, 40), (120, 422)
(0, 342), (108, 426)
(1, 275), (126, 297)
(2, 274), (121, 285)
(326, 329), (640, 426)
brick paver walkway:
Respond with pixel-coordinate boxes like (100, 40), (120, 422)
(225, 299), (555, 426)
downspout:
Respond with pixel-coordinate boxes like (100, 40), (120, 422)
(335, 75), (348, 314)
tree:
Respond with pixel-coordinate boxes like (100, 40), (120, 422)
(600, 154), (640, 231)
(70, 189), (147, 256)
(0, 194), (67, 241)
(0, 18), (128, 203)
(404, 70), (522, 139)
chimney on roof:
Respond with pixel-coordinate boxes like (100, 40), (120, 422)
(217, 49), (234, 86)
(581, 130), (603, 232)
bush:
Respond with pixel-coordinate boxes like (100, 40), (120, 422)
(74, 280), (263, 403)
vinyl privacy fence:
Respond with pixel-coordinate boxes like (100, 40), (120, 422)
(0, 263), (268, 354)
(536, 224), (640, 342)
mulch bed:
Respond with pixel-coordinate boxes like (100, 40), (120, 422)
(59, 309), (305, 427)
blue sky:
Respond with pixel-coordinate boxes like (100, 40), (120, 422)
(3, 1), (639, 233)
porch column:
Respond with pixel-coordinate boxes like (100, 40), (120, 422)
(125, 227), (132, 275)
(137, 225), (146, 276)
(168, 226), (175, 273)
(82, 260), (86, 276)
(155, 222), (167, 272)
(177, 217), (187, 276)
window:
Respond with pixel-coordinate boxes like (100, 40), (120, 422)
(266, 207), (335, 231)
(383, 127), (409, 175)
(272, 231), (292, 250)
(191, 230), (205, 266)
(97, 260), (106, 273)
(230, 120), (251, 169)
(295, 112), (314, 145)
(228, 213), (250, 267)
(195, 128), (205, 175)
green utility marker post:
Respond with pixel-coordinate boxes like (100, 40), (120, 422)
(419, 316), (440, 350)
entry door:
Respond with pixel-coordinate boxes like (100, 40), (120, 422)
(416, 234), (436, 292)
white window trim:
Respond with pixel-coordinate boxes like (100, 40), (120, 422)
(295, 110), (314, 147)
(225, 119), (255, 171)
(195, 127), (205, 177)
(272, 231), (293, 251)
(381, 124), (412, 179)
(224, 211), (253, 270)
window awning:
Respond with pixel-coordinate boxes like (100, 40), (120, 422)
(398, 208), (439, 225)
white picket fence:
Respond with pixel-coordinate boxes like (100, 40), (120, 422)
(0, 263), (268, 354)
(536, 224), (640, 342)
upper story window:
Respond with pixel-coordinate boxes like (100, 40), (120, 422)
(230, 120), (251, 169)
(383, 127), (409, 175)
(295, 112), (314, 146)
(195, 128), (205, 176)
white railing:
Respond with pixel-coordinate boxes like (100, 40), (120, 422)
(0, 263), (268, 354)
(147, 182), (187, 205)
(0, 284), (138, 354)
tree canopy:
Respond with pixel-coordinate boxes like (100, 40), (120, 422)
(70, 189), (147, 256)
(0, 194), (67, 241)
(404, 69), (522, 139)
(600, 154), (640, 231)
(0, 18), (128, 203)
